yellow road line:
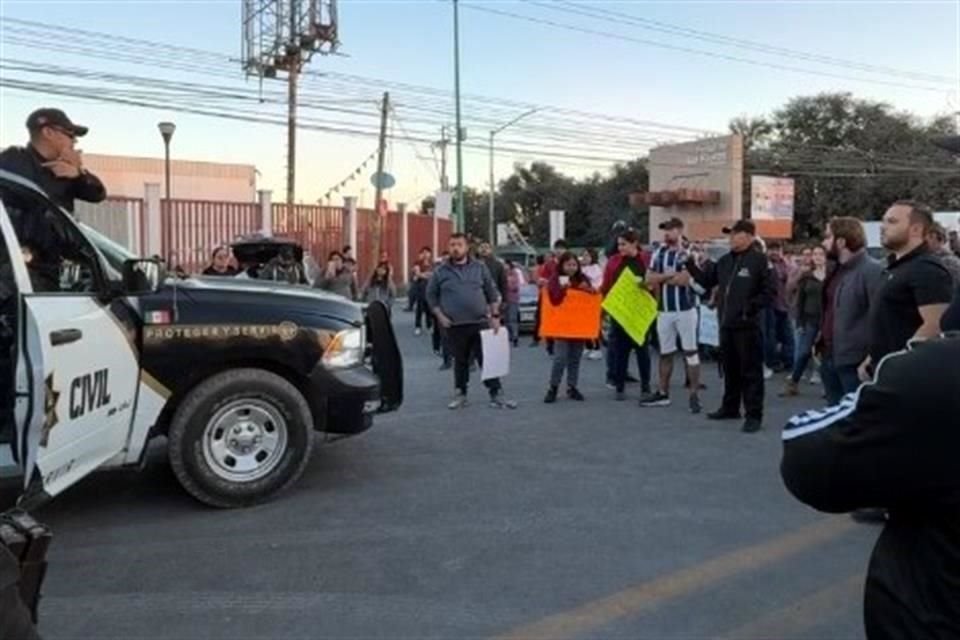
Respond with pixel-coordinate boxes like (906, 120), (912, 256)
(714, 574), (863, 640)
(492, 517), (857, 640)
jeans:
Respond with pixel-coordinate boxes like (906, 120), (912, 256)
(790, 324), (819, 383)
(720, 327), (765, 419)
(432, 320), (451, 364)
(505, 301), (520, 344)
(609, 321), (651, 393)
(414, 296), (432, 331)
(763, 308), (795, 370)
(550, 339), (585, 388)
(446, 323), (501, 396)
(820, 356), (861, 406)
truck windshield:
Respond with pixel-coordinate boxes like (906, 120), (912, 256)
(78, 223), (137, 273)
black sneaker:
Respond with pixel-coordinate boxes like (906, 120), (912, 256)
(639, 391), (671, 407)
(567, 387), (585, 401)
(544, 386), (558, 404)
(689, 395), (702, 414)
(741, 417), (763, 433)
(707, 409), (740, 420)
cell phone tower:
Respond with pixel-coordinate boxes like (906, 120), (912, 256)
(242, 0), (339, 205)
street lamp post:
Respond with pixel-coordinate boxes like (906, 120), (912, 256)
(157, 121), (176, 263)
(452, 0), (465, 232)
(488, 109), (537, 245)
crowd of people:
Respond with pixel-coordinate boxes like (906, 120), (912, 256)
(412, 202), (960, 437)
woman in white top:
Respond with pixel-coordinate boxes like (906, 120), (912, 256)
(580, 248), (605, 359)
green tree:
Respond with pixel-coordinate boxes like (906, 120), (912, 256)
(737, 93), (959, 238)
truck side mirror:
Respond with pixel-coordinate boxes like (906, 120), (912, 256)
(121, 259), (164, 294)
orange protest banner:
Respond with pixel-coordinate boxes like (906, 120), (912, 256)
(539, 288), (603, 339)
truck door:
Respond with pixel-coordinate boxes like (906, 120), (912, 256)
(1, 172), (140, 503)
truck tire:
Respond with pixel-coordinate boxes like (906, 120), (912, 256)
(167, 369), (314, 508)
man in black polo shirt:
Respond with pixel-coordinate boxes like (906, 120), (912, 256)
(860, 200), (953, 381)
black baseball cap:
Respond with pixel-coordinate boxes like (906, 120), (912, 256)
(722, 220), (756, 235)
(26, 108), (89, 137)
(658, 217), (684, 230)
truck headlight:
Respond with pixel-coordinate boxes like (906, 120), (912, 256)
(322, 327), (364, 368)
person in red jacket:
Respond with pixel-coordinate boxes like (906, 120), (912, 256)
(531, 239), (569, 351)
(543, 251), (595, 403)
(601, 229), (652, 400)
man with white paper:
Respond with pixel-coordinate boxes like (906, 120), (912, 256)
(427, 233), (518, 410)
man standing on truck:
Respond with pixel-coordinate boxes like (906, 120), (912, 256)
(427, 233), (517, 410)
(0, 109), (106, 292)
(0, 108), (105, 213)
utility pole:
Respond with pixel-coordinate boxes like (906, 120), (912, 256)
(286, 50), (299, 207)
(242, 0), (340, 207)
(435, 126), (450, 191)
(371, 91), (390, 271)
(452, 0), (465, 232)
(432, 126), (450, 258)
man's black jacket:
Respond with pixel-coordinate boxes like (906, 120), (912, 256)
(781, 337), (960, 639)
(480, 255), (508, 307)
(686, 245), (775, 330)
(0, 145), (105, 213)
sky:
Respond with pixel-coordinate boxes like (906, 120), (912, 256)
(1, 0), (958, 209)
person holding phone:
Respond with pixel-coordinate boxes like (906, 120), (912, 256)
(543, 251), (595, 403)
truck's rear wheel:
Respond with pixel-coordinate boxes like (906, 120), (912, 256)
(167, 369), (314, 508)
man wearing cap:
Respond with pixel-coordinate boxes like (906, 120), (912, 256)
(686, 220), (775, 433)
(642, 217), (702, 413)
(0, 108), (106, 213)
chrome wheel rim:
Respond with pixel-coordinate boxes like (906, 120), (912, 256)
(201, 399), (288, 483)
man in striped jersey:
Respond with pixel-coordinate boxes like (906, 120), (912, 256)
(641, 217), (702, 413)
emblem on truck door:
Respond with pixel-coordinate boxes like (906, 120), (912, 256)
(40, 373), (60, 447)
(68, 368), (111, 420)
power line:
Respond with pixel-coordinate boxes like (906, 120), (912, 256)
(458, 2), (948, 92)
(534, 0), (955, 84)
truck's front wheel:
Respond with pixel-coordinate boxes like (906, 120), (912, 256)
(167, 369), (314, 508)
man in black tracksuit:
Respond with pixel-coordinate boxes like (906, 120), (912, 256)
(686, 220), (775, 432)
(781, 336), (960, 639)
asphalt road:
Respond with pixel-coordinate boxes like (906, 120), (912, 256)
(25, 311), (878, 639)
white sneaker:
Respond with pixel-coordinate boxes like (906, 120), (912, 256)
(587, 349), (603, 361)
(414, 328), (422, 336)
(763, 366), (773, 380)
(808, 372), (821, 385)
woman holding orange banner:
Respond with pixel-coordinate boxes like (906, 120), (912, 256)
(543, 252), (596, 403)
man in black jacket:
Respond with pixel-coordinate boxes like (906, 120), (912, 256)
(781, 336), (960, 639)
(686, 220), (775, 432)
(0, 109), (106, 292)
(0, 108), (106, 213)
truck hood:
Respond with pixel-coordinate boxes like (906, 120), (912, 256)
(163, 276), (364, 325)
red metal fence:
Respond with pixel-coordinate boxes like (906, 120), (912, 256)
(163, 200), (261, 272)
(273, 203), (344, 268)
(153, 199), (452, 282)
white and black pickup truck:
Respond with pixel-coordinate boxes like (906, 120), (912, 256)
(0, 169), (403, 510)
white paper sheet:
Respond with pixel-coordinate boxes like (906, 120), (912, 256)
(480, 328), (511, 381)
(698, 307), (720, 347)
